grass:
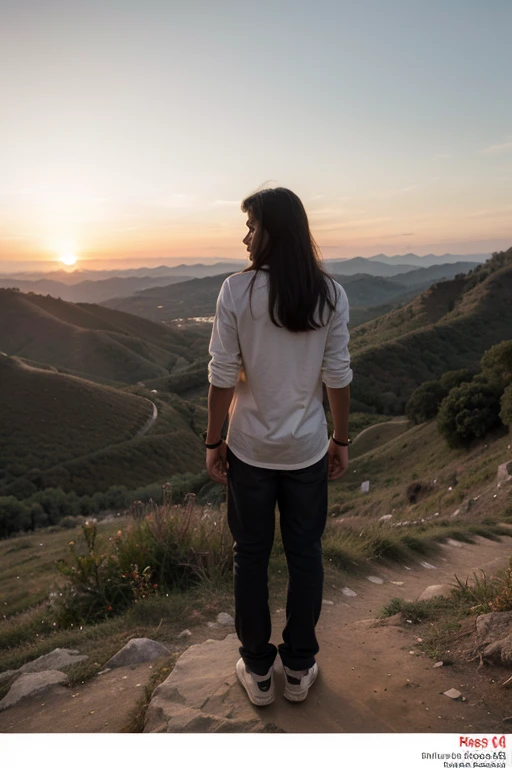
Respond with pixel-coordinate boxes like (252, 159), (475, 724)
(378, 556), (512, 659)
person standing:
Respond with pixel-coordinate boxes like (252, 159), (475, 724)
(205, 186), (352, 705)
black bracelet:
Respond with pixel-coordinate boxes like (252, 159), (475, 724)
(205, 438), (223, 449)
(331, 435), (350, 447)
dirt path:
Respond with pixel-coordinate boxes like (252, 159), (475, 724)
(0, 534), (510, 733)
(136, 399), (158, 437)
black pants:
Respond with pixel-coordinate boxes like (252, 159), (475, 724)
(226, 444), (328, 676)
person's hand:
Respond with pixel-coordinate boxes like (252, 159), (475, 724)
(206, 441), (228, 486)
(327, 441), (348, 481)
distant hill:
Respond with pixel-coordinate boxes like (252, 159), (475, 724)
(368, 252), (489, 267)
(0, 251), (488, 289)
(0, 354), (205, 498)
(0, 289), (206, 385)
(0, 274), (192, 303)
(350, 247), (512, 413)
(102, 262), (477, 323)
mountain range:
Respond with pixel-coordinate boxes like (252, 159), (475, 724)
(0, 258), (484, 306)
(1, 246), (509, 499)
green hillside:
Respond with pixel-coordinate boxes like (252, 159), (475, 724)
(0, 289), (205, 385)
(350, 248), (512, 413)
(101, 268), (470, 323)
(0, 355), (205, 498)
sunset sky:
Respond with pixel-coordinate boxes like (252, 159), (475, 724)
(1, 0), (511, 272)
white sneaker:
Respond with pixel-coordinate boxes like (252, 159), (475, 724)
(235, 658), (275, 706)
(283, 662), (319, 702)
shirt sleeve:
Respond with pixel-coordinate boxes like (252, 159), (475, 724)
(208, 279), (242, 388)
(321, 282), (353, 388)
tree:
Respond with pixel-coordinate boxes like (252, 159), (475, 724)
(439, 368), (473, 392)
(480, 340), (512, 389)
(406, 381), (447, 424)
(500, 383), (512, 428)
(437, 381), (502, 448)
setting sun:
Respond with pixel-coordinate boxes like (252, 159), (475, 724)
(60, 253), (78, 267)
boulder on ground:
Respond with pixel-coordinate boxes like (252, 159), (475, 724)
(20, 648), (88, 674)
(476, 611), (512, 645)
(417, 584), (453, 601)
(103, 638), (171, 669)
(482, 634), (512, 666)
(144, 633), (282, 733)
(476, 611), (512, 666)
(497, 461), (512, 485)
(0, 670), (68, 711)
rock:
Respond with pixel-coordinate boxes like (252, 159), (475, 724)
(19, 648), (88, 675)
(0, 670), (18, 684)
(379, 514), (392, 522)
(103, 638), (171, 669)
(433, 661), (444, 668)
(178, 630), (192, 639)
(483, 635), (512, 666)
(443, 688), (462, 700)
(341, 587), (357, 597)
(360, 481), (370, 493)
(322, 599), (334, 605)
(0, 648), (87, 687)
(420, 561), (437, 570)
(144, 634), (283, 733)
(497, 461), (512, 485)
(418, 584), (453, 601)
(476, 612), (512, 645)
(391, 581), (405, 586)
(367, 576), (384, 584)
(216, 612), (235, 626)
(476, 613), (512, 666)
(0, 670), (68, 711)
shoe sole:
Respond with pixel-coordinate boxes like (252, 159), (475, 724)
(236, 664), (275, 706)
(283, 664), (319, 702)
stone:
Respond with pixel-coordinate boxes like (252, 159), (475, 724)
(0, 670), (18, 684)
(497, 461), (512, 485)
(483, 635), (512, 666)
(103, 638), (171, 669)
(19, 648), (88, 675)
(342, 587), (357, 597)
(0, 670), (68, 711)
(178, 630), (192, 639)
(216, 612), (235, 626)
(379, 514), (392, 522)
(420, 562), (437, 570)
(417, 584), (453, 601)
(433, 662), (444, 668)
(476, 612), (512, 645)
(443, 688), (462, 700)
(391, 581), (405, 586)
(144, 634), (282, 733)
(322, 599), (334, 605)
(367, 576), (384, 584)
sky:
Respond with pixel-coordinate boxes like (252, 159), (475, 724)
(1, 0), (511, 272)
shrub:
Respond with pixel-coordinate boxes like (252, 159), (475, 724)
(480, 340), (512, 389)
(439, 368), (473, 392)
(437, 381), (502, 448)
(406, 381), (447, 424)
(52, 497), (233, 626)
(500, 383), (512, 428)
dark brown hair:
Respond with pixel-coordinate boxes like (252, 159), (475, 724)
(240, 186), (338, 332)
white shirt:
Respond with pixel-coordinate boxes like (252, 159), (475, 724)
(207, 269), (353, 469)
